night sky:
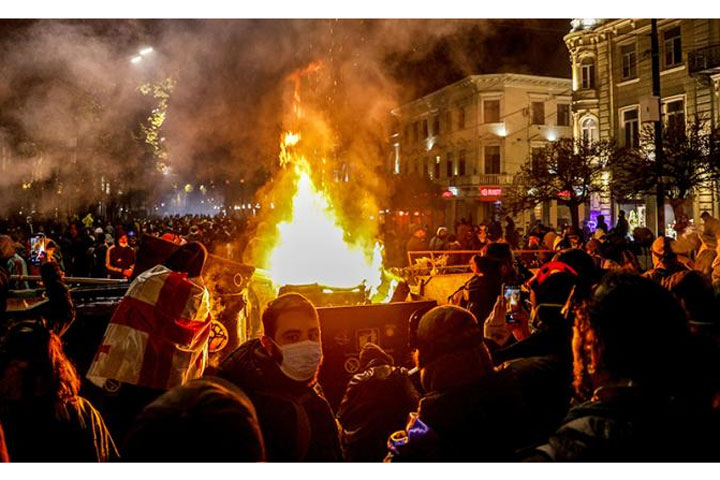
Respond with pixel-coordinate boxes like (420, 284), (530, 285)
(0, 19), (572, 212)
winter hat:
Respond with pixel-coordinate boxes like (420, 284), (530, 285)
(435, 227), (448, 236)
(358, 342), (393, 370)
(94, 227), (104, 235)
(105, 234), (115, 245)
(415, 305), (483, 368)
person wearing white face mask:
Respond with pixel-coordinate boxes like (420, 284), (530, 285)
(217, 293), (342, 462)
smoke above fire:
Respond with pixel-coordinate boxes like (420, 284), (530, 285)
(0, 19), (569, 218)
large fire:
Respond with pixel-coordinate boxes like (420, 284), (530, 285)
(267, 131), (385, 295)
(261, 63), (396, 303)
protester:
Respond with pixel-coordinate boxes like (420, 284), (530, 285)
(336, 342), (420, 462)
(386, 305), (521, 461)
(0, 235), (28, 290)
(428, 227), (448, 251)
(123, 377), (265, 462)
(643, 236), (689, 285)
(0, 320), (118, 461)
(217, 293), (342, 461)
(105, 234), (135, 279)
(534, 272), (717, 461)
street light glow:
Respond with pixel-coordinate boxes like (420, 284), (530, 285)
(139, 47), (154, 56)
(130, 55), (143, 64)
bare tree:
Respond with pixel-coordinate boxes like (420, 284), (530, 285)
(506, 137), (615, 229)
(609, 116), (717, 227)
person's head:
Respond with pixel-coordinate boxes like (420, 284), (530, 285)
(482, 242), (513, 278)
(700, 211), (710, 221)
(358, 342), (393, 371)
(0, 236), (14, 260)
(118, 235), (129, 248)
(597, 215), (605, 222)
(618, 210), (626, 219)
(413, 227), (426, 240)
(436, 227), (447, 239)
(413, 305), (492, 392)
(573, 272), (689, 400)
(651, 236), (677, 268)
(526, 261), (578, 332)
(665, 270), (717, 329)
(0, 320), (80, 411)
(260, 293), (322, 383)
(553, 249), (597, 301)
(123, 377), (265, 462)
(163, 242), (207, 278)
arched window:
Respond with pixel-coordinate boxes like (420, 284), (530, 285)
(581, 117), (598, 142)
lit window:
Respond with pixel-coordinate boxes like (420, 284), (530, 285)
(581, 117), (598, 143)
(580, 57), (596, 89)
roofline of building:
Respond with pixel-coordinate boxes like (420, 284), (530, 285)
(391, 73), (572, 117)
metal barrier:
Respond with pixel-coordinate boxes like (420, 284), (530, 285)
(10, 275), (128, 286)
(406, 249), (554, 274)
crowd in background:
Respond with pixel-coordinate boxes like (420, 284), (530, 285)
(0, 209), (718, 462)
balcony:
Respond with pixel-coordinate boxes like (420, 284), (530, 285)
(438, 174), (514, 188)
(689, 44), (720, 75)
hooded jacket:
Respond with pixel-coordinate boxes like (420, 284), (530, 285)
(336, 344), (420, 461)
(217, 338), (341, 462)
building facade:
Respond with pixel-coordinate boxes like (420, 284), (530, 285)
(390, 74), (572, 230)
(565, 18), (720, 234)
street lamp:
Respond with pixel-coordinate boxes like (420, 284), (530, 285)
(130, 46), (154, 65)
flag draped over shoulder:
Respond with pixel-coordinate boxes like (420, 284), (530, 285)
(87, 264), (212, 391)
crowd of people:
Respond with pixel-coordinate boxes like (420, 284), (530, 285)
(0, 209), (718, 462)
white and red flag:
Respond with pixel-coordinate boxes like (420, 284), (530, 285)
(87, 264), (212, 391)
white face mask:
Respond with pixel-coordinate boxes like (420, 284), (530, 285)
(274, 340), (323, 382)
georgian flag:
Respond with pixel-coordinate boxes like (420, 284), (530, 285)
(87, 265), (212, 391)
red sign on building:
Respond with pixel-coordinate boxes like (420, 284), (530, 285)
(478, 186), (503, 201)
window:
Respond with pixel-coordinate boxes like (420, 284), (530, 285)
(422, 119), (429, 138)
(432, 116), (440, 136)
(581, 117), (598, 143)
(458, 107), (466, 130)
(531, 147), (545, 175)
(433, 157), (441, 179)
(445, 111), (453, 133)
(483, 100), (500, 123)
(413, 122), (420, 142)
(531, 101), (545, 125)
(621, 43), (637, 80)
(622, 108), (639, 149)
(557, 104), (570, 126)
(446, 153), (454, 178)
(664, 98), (685, 132)
(458, 150), (467, 176)
(663, 26), (682, 69)
(422, 158), (429, 178)
(484, 146), (501, 174)
(403, 124), (410, 140)
(580, 57), (596, 89)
